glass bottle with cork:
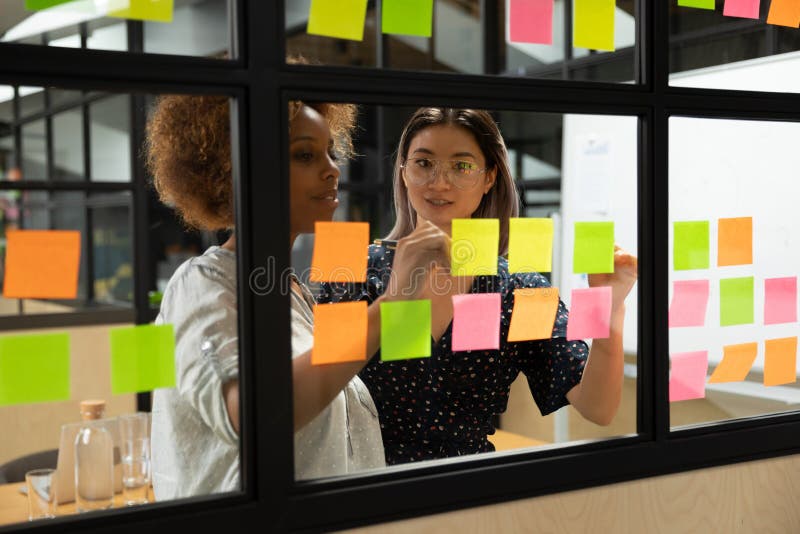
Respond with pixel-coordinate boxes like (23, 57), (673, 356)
(74, 399), (114, 512)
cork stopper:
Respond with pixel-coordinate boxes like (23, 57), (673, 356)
(79, 399), (106, 421)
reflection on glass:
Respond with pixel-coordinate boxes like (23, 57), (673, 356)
(0, 0), (231, 58)
(91, 95), (132, 182)
(285, 0), (637, 82)
(52, 108), (85, 181)
(669, 117), (800, 429)
(21, 119), (46, 181)
(669, 2), (800, 92)
(292, 105), (638, 479)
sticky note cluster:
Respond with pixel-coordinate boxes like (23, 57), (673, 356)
(307, 0), (434, 41)
(305, 0), (618, 52)
(669, 337), (798, 402)
(679, 0), (799, 28)
(0, 324), (176, 407)
(308, 219), (616, 363)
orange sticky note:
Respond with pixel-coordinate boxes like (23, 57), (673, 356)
(708, 342), (757, 383)
(718, 217), (752, 266)
(3, 230), (80, 299)
(767, 0), (800, 27)
(312, 301), (368, 365)
(310, 222), (369, 283)
(507, 287), (560, 342)
(764, 337), (797, 386)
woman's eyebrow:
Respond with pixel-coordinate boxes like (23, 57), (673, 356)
(451, 151), (476, 159)
(290, 135), (315, 143)
(410, 147), (434, 156)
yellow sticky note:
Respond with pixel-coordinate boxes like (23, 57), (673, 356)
(764, 337), (797, 386)
(3, 230), (81, 299)
(507, 287), (560, 342)
(307, 0), (368, 41)
(508, 218), (554, 274)
(109, 0), (173, 22)
(573, 0), (615, 52)
(310, 222), (369, 283)
(312, 301), (368, 365)
(451, 218), (499, 276)
(708, 342), (757, 383)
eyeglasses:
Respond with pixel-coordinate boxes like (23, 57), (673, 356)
(400, 157), (488, 190)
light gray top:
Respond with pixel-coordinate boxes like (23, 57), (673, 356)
(151, 246), (384, 501)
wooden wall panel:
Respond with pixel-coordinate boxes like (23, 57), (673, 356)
(346, 455), (800, 533)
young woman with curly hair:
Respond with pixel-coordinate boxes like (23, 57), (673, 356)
(145, 96), (443, 497)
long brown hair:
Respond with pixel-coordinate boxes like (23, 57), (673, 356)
(385, 107), (519, 255)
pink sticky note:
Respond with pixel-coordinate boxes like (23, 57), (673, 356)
(723, 0), (761, 19)
(566, 286), (612, 341)
(765, 277), (797, 325)
(509, 0), (553, 44)
(669, 280), (710, 328)
(669, 351), (709, 402)
(452, 293), (501, 352)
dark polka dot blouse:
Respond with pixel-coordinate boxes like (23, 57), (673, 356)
(318, 244), (588, 466)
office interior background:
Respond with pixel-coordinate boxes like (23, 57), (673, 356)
(0, 0), (799, 532)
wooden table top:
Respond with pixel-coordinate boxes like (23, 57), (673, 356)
(0, 481), (154, 526)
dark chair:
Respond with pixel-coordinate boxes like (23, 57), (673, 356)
(0, 449), (58, 484)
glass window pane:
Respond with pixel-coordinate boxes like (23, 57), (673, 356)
(669, 4), (800, 92)
(669, 117), (800, 429)
(285, 0), (638, 83)
(290, 103), (639, 481)
(21, 119), (46, 181)
(91, 95), (131, 182)
(52, 108), (85, 182)
(0, 0), (232, 59)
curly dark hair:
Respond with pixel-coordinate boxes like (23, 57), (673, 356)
(145, 95), (357, 231)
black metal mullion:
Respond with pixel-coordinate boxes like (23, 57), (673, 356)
(652, 0), (670, 444)
(563, 0), (573, 80)
(83, 95), (95, 304)
(482, 0), (500, 75)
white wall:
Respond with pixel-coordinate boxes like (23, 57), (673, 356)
(560, 114), (639, 353)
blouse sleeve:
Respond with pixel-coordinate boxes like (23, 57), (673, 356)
(509, 272), (589, 416)
(157, 261), (239, 446)
(316, 244), (389, 304)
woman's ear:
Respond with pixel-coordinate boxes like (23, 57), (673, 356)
(484, 167), (497, 194)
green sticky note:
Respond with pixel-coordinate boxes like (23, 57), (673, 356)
(678, 0), (715, 9)
(382, 0), (434, 37)
(720, 277), (754, 326)
(451, 218), (499, 276)
(380, 300), (431, 361)
(673, 221), (709, 270)
(110, 324), (176, 394)
(573, 0), (615, 52)
(109, 0), (173, 22)
(0, 333), (70, 406)
(25, 0), (75, 9)
(307, 0), (368, 41)
(573, 222), (615, 274)
(509, 217), (554, 273)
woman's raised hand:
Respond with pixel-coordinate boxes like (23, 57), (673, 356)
(587, 244), (638, 309)
(384, 219), (451, 301)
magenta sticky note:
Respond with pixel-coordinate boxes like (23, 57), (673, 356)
(669, 351), (708, 402)
(451, 293), (502, 352)
(509, 0), (553, 44)
(765, 277), (797, 325)
(669, 280), (710, 328)
(566, 286), (612, 341)
(723, 0), (760, 19)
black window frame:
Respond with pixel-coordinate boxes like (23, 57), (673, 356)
(1, 1), (800, 533)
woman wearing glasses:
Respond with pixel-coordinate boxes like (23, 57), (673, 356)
(320, 107), (637, 465)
